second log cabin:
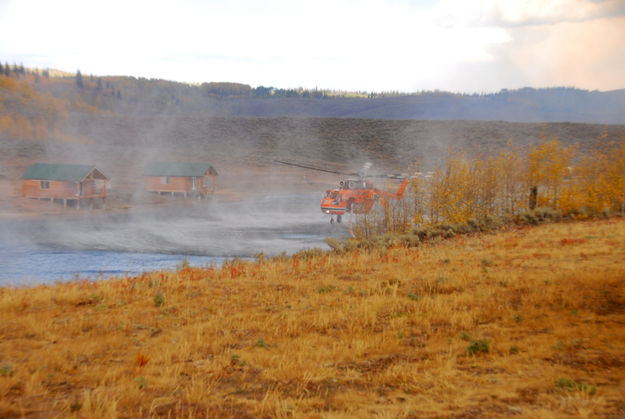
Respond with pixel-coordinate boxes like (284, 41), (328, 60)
(144, 162), (218, 199)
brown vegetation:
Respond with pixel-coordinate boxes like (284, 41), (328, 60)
(1, 218), (624, 417)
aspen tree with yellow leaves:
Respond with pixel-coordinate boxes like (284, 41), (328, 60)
(358, 132), (625, 236)
(494, 140), (525, 216)
(0, 75), (67, 140)
(525, 138), (577, 209)
(574, 134), (625, 216)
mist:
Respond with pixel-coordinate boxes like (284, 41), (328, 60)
(1, 107), (621, 286)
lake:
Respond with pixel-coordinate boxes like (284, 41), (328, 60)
(0, 194), (348, 285)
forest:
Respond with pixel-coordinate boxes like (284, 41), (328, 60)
(2, 64), (625, 133)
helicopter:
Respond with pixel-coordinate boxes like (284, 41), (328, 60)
(275, 160), (409, 224)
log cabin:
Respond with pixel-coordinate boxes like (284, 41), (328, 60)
(143, 162), (218, 199)
(21, 163), (108, 209)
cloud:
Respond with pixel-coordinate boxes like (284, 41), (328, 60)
(430, 0), (625, 91)
(0, 0), (623, 92)
(506, 15), (625, 90)
(435, 0), (625, 27)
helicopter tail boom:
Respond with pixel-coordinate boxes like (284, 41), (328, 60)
(396, 178), (409, 200)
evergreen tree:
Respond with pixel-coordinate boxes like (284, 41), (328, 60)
(76, 69), (83, 88)
(97, 78), (103, 90)
(0, 62), (3, 76)
(43, 69), (49, 79)
(4, 62), (9, 77)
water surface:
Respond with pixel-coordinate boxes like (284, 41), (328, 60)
(0, 193), (349, 285)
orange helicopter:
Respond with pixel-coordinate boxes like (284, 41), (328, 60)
(275, 160), (409, 224)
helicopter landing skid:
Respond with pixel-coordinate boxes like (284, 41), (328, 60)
(330, 214), (343, 224)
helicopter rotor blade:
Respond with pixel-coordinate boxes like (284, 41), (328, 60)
(274, 160), (358, 176)
(366, 173), (405, 179)
(274, 160), (414, 180)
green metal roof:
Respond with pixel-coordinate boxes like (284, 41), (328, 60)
(144, 162), (218, 177)
(21, 163), (103, 181)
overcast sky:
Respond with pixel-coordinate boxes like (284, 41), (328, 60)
(0, 0), (624, 93)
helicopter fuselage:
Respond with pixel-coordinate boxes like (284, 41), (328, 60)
(320, 178), (407, 216)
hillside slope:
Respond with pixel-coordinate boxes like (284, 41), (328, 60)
(4, 72), (625, 124)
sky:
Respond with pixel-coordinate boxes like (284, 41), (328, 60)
(0, 0), (624, 93)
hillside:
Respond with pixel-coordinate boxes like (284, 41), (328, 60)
(49, 83), (625, 124)
(1, 218), (624, 417)
(2, 70), (625, 124)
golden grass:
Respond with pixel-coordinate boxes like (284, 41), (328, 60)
(1, 218), (625, 417)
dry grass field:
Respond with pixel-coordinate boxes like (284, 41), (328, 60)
(1, 217), (624, 417)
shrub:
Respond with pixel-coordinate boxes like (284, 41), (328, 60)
(577, 382), (598, 395)
(153, 293), (164, 307)
(0, 362), (14, 376)
(466, 339), (489, 355)
(534, 207), (562, 222)
(318, 285), (336, 294)
(295, 248), (324, 260)
(555, 377), (576, 389)
(555, 377), (597, 395)
(325, 237), (343, 252)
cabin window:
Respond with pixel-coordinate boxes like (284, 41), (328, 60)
(40, 180), (50, 189)
(330, 191), (338, 199)
(161, 176), (171, 184)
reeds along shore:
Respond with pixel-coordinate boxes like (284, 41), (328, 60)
(1, 217), (625, 417)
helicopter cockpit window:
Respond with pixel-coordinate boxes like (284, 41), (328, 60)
(341, 180), (370, 189)
(330, 191), (338, 200)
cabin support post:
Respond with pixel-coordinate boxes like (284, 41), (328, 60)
(63, 199), (67, 208)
